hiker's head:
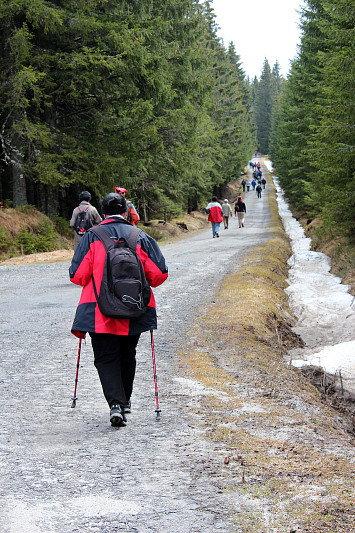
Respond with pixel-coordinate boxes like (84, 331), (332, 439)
(224, 199), (228, 203)
(238, 196), (243, 202)
(212, 196), (218, 202)
(102, 193), (127, 216)
(79, 191), (91, 202)
(114, 187), (127, 197)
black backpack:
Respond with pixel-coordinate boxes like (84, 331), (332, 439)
(73, 206), (92, 235)
(90, 225), (151, 319)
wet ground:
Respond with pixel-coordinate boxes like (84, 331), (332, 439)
(0, 172), (271, 532)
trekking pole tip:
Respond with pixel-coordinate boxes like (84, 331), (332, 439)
(155, 409), (161, 421)
(71, 397), (77, 408)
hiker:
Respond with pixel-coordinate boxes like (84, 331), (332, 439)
(205, 196), (223, 238)
(69, 192), (168, 427)
(241, 178), (246, 192)
(251, 179), (256, 190)
(261, 177), (266, 189)
(70, 191), (102, 251)
(246, 180), (251, 192)
(256, 184), (262, 198)
(115, 187), (140, 225)
(221, 199), (233, 230)
(234, 196), (246, 228)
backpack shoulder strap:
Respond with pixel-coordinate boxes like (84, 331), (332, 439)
(126, 226), (141, 252)
(90, 225), (114, 251)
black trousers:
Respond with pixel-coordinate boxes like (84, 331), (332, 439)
(90, 332), (140, 408)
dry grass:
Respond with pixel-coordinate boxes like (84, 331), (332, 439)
(0, 207), (45, 235)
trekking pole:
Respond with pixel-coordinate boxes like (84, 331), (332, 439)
(150, 330), (161, 421)
(71, 338), (82, 408)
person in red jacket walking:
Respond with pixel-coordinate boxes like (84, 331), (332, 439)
(115, 187), (140, 225)
(69, 192), (168, 427)
(205, 196), (223, 238)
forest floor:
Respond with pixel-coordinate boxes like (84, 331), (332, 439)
(1, 169), (355, 532)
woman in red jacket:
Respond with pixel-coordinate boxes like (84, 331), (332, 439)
(69, 193), (168, 427)
(205, 196), (223, 238)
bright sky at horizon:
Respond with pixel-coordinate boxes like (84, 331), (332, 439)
(211, 0), (306, 80)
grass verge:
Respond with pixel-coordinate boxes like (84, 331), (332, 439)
(177, 170), (355, 531)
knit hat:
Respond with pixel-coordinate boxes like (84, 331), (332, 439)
(101, 193), (127, 215)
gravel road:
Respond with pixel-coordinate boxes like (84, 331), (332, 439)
(0, 171), (271, 532)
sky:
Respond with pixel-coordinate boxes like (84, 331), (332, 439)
(211, 0), (306, 80)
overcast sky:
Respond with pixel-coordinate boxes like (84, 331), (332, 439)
(211, 0), (306, 79)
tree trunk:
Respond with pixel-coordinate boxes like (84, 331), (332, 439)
(46, 185), (59, 218)
(12, 159), (27, 207)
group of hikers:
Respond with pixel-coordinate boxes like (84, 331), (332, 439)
(205, 196), (247, 237)
(205, 160), (266, 238)
(68, 159), (264, 426)
(69, 187), (140, 251)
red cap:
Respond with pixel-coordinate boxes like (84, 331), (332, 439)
(115, 187), (127, 196)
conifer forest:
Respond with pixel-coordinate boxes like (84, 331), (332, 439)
(0, 0), (354, 239)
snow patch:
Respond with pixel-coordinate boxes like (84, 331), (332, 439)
(266, 161), (355, 398)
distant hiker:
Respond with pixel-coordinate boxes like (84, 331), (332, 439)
(241, 178), (246, 192)
(251, 179), (256, 190)
(235, 196), (246, 228)
(221, 199), (233, 229)
(256, 184), (262, 198)
(205, 196), (223, 238)
(254, 151), (258, 157)
(246, 180), (251, 192)
(69, 192), (168, 427)
(261, 178), (266, 189)
(70, 191), (102, 251)
(249, 161), (254, 169)
(115, 187), (140, 225)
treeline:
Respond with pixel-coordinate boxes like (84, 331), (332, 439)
(269, 0), (355, 240)
(0, 0), (255, 221)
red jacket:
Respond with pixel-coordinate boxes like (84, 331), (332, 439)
(126, 200), (140, 225)
(206, 201), (223, 223)
(69, 217), (168, 338)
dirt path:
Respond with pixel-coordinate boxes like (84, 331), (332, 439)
(0, 175), (272, 532)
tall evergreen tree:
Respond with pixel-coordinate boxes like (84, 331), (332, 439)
(254, 59), (273, 154)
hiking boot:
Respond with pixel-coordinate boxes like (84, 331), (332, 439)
(123, 400), (131, 414)
(216, 232), (219, 238)
(110, 404), (127, 427)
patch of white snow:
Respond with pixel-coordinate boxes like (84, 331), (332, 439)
(265, 160), (355, 398)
